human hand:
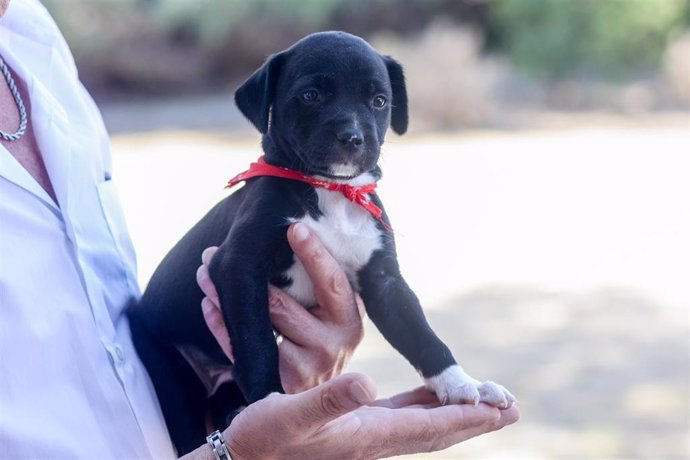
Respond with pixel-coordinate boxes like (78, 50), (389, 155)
(224, 373), (520, 459)
(197, 223), (364, 393)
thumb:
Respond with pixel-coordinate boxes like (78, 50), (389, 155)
(292, 373), (377, 429)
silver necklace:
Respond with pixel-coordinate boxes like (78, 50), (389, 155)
(0, 56), (28, 141)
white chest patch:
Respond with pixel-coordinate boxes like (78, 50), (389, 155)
(283, 173), (384, 307)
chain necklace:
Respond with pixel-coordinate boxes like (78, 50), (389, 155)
(0, 56), (28, 142)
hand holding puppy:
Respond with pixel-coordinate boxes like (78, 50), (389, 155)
(181, 373), (519, 460)
(197, 223), (364, 393)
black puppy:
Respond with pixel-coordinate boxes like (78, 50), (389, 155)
(129, 31), (514, 455)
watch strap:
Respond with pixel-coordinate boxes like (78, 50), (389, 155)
(206, 430), (232, 460)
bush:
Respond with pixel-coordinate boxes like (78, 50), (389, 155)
(664, 30), (690, 104)
(41, 0), (478, 93)
(372, 21), (507, 131)
(151, 0), (348, 45)
(489, 0), (689, 80)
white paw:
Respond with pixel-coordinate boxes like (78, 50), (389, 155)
(424, 364), (517, 409)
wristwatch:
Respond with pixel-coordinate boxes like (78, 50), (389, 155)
(206, 430), (233, 460)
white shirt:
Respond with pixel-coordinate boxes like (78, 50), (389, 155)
(0, 1), (176, 458)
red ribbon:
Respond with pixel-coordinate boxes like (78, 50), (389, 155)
(226, 157), (392, 232)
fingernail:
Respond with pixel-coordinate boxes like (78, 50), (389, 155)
(293, 223), (309, 242)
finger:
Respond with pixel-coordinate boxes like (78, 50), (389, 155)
(276, 340), (316, 394)
(355, 293), (367, 320)
(346, 402), (501, 459)
(196, 264), (220, 306)
(197, 257), (220, 306)
(268, 285), (323, 347)
(202, 246), (219, 266)
(361, 403), (516, 458)
(287, 223), (358, 324)
(498, 404), (520, 426)
(432, 403), (502, 433)
(429, 404), (521, 451)
(370, 386), (439, 409)
(289, 373), (377, 429)
(381, 403), (502, 456)
(422, 403), (517, 444)
(201, 297), (234, 362)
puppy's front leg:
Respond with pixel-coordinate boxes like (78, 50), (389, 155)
(358, 250), (516, 408)
(208, 221), (286, 403)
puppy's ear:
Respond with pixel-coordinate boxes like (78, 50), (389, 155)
(234, 53), (285, 134)
(384, 56), (408, 135)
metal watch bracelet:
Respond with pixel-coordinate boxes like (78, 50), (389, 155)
(206, 430), (232, 460)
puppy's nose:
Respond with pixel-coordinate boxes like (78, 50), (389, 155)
(337, 129), (364, 147)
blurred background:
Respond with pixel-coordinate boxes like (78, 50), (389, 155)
(44, 0), (689, 458)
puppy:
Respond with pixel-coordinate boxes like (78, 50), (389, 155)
(128, 31), (514, 455)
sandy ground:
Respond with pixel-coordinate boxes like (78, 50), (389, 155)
(110, 115), (689, 459)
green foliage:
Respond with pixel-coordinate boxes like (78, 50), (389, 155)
(40, 0), (690, 91)
(151, 0), (363, 45)
(489, 0), (688, 79)
(42, 0), (149, 56)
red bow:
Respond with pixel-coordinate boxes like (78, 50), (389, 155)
(226, 157), (392, 232)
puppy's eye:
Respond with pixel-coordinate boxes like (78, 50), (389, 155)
(301, 90), (319, 104)
(373, 95), (387, 108)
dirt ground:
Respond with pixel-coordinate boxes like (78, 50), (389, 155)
(109, 107), (689, 459)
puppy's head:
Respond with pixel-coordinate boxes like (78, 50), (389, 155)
(235, 31), (408, 179)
